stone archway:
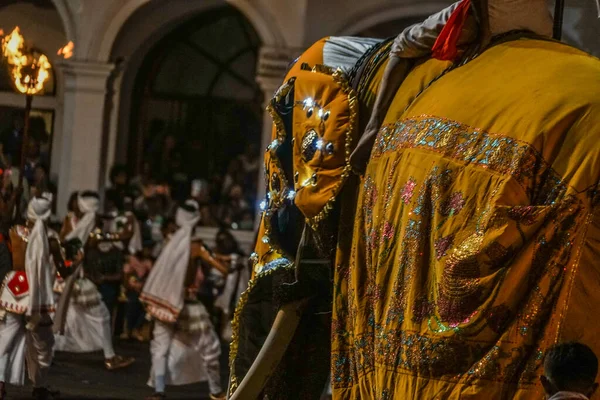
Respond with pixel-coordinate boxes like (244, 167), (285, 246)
(99, 0), (288, 183)
(336, 2), (451, 37)
(94, 0), (285, 64)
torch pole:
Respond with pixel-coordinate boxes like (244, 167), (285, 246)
(14, 93), (33, 221)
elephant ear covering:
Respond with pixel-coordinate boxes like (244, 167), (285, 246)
(292, 66), (358, 230)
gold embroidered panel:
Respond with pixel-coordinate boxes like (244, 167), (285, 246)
(331, 115), (587, 397)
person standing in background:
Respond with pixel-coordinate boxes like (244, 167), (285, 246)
(54, 192), (134, 371)
(213, 229), (248, 341)
(121, 249), (152, 342)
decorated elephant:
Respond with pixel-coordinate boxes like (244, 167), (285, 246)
(228, 0), (600, 399)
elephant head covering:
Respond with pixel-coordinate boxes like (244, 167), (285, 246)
(65, 191), (100, 244)
(25, 193), (54, 323)
(140, 199), (201, 323)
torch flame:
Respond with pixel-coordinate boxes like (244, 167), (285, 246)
(1, 27), (51, 95)
(57, 41), (74, 59)
(2, 27), (24, 64)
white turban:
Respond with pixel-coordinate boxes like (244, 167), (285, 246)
(66, 192), (100, 244)
(25, 195), (55, 323)
(27, 193), (52, 222)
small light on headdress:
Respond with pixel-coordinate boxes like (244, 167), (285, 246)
(269, 139), (280, 150)
(259, 199), (267, 211)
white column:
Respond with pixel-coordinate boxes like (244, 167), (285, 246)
(254, 46), (302, 221)
(104, 66), (124, 186)
(56, 60), (114, 216)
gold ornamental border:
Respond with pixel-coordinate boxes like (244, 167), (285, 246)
(254, 77), (296, 271)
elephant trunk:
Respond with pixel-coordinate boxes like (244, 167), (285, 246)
(228, 297), (310, 400)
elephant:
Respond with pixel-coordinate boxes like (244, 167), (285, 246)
(228, 1), (600, 399)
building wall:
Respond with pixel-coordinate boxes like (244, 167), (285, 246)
(0, 3), (67, 185)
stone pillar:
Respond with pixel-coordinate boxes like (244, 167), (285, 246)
(103, 62), (125, 187)
(254, 46), (302, 221)
(56, 60), (114, 215)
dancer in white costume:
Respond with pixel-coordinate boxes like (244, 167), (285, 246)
(53, 191), (134, 371)
(0, 195), (59, 400)
(141, 200), (227, 400)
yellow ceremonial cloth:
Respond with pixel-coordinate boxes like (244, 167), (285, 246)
(332, 38), (600, 399)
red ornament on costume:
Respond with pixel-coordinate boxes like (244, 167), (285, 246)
(432, 0), (472, 61)
(7, 270), (29, 298)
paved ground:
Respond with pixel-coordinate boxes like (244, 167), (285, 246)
(6, 339), (230, 400)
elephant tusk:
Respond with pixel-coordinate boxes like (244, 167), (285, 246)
(228, 297), (310, 400)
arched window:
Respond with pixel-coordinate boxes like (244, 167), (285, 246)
(130, 5), (262, 229)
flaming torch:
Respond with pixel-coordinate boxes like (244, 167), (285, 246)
(1, 27), (52, 217)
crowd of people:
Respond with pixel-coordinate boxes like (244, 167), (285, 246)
(1, 113), (261, 234)
(0, 183), (250, 400)
(130, 131), (260, 231)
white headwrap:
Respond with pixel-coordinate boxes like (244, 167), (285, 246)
(65, 193), (99, 244)
(25, 194), (54, 322)
(140, 200), (200, 322)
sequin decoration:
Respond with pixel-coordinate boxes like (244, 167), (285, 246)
(271, 172), (281, 192)
(440, 192), (465, 217)
(412, 294), (435, 323)
(301, 129), (319, 162)
(434, 234), (455, 260)
(400, 178), (417, 204)
(507, 206), (539, 225)
(437, 233), (483, 325)
(373, 115), (568, 206)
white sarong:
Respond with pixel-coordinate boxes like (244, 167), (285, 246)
(148, 302), (222, 393)
(53, 279), (115, 358)
(0, 312), (54, 386)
